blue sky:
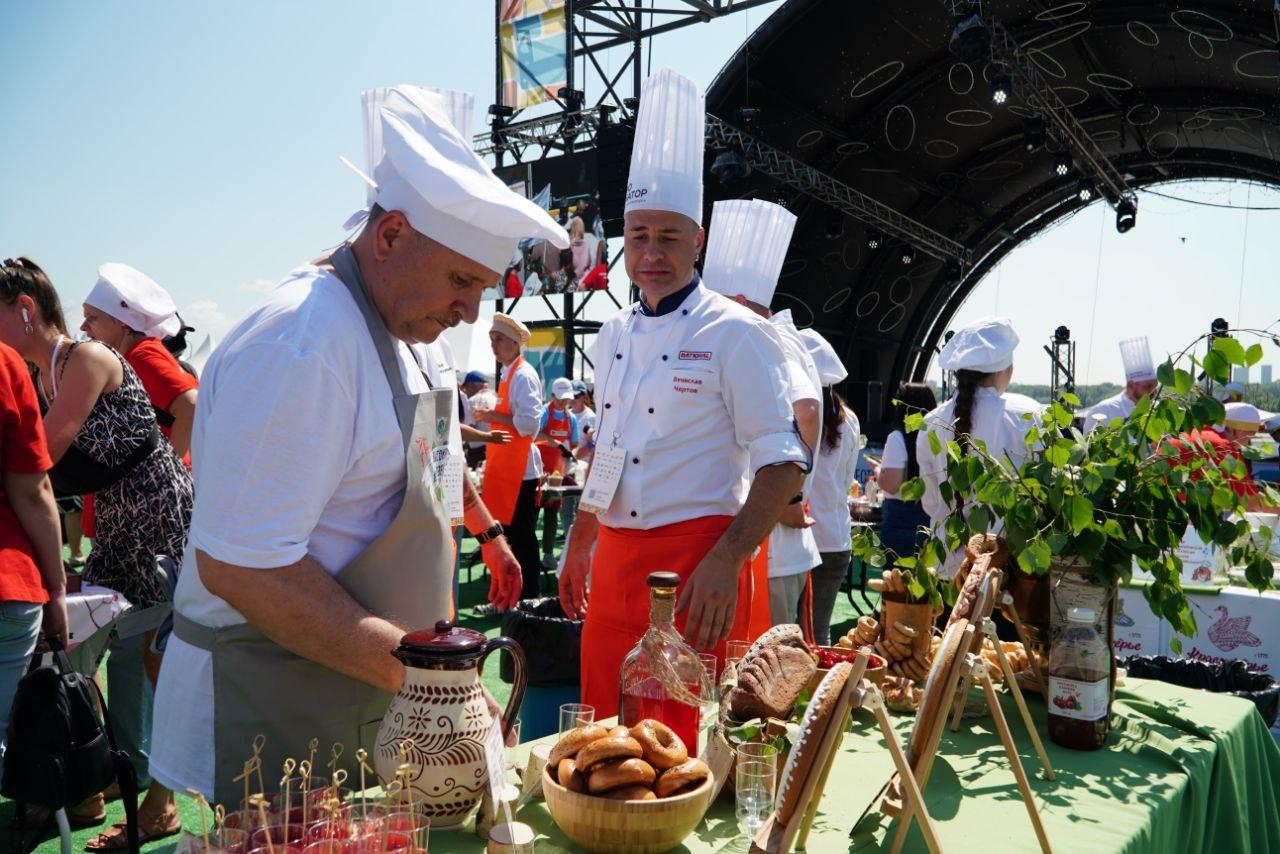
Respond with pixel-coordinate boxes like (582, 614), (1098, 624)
(3, 2), (1277, 384)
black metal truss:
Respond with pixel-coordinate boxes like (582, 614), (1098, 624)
(706, 116), (973, 265)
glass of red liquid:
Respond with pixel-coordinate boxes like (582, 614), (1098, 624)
(382, 812), (429, 851)
(251, 822), (306, 850)
(210, 827), (249, 854)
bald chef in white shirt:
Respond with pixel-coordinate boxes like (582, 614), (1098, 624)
(702, 199), (823, 627)
(918, 316), (1043, 578)
(151, 85), (567, 803)
(1083, 336), (1158, 434)
(558, 69), (808, 719)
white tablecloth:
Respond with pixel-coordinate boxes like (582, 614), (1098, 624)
(1115, 585), (1280, 676)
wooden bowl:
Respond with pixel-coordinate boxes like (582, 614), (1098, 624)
(808, 648), (886, 695)
(542, 763), (715, 853)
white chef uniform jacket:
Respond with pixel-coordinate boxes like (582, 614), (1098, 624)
(917, 387), (1044, 577)
(811, 407), (861, 553)
(592, 280), (807, 530)
(503, 358), (545, 479)
(766, 311), (822, 577)
(1082, 390), (1134, 434)
(151, 264), (441, 795)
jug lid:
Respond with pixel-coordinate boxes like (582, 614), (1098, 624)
(394, 620), (487, 665)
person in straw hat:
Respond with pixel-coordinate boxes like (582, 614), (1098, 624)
(557, 69), (808, 720)
(151, 84), (567, 803)
(471, 312), (548, 601)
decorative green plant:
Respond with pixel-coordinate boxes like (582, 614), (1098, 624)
(856, 333), (1279, 645)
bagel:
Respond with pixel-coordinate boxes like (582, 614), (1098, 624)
(556, 758), (586, 793)
(654, 757), (710, 798)
(607, 725), (631, 738)
(628, 720), (688, 771)
(587, 757), (657, 794)
(601, 784), (657, 801)
(575, 735), (643, 772)
(548, 724), (608, 767)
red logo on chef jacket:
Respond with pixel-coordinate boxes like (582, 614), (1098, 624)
(678, 351), (712, 361)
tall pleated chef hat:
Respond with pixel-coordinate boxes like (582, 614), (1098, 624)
(702, 200), (797, 306)
(938, 316), (1019, 373)
(798, 328), (847, 386)
(342, 85), (567, 273)
(85, 263), (182, 338)
(625, 68), (705, 225)
(1118, 336), (1156, 383)
(1221, 401), (1262, 432)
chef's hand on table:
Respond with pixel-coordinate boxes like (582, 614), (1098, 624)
(677, 548), (740, 650)
(483, 537), (522, 610)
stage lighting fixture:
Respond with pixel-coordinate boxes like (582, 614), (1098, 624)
(989, 73), (1013, 106)
(623, 97), (639, 113)
(557, 87), (585, 111)
(1211, 317), (1230, 338)
(1022, 117), (1046, 152)
(901, 246), (916, 266)
(488, 104), (515, 120)
(1115, 198), (1137, 233)
(597, 104), (617, 126)
(710, 148), (751, 184)
(1054, 325), (1071, 345)
(825, 209), (844, 240)
(866, 229), (882, 251)
(1054, 152), (1072, 177)
(736, 107), (762, 126)
(949, 10), (990, 62)
(1077, 180), (1094, 202)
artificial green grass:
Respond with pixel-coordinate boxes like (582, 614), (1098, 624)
(3, 537), (874, 852)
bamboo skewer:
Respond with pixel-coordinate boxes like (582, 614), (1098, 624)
(983, 619), (1055, 780)
(251, 735), (267, 799)
(249, 794), (273, 854)
(186, 789), (211, 854)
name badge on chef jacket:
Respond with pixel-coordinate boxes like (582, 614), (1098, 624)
(579, 444), (628, 516)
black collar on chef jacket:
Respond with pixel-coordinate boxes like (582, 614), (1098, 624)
(635, 273), (700, 317)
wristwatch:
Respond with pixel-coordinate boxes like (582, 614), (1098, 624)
(475, 522), (505, 545)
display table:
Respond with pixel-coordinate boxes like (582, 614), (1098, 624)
(429, 678), (1280, 852)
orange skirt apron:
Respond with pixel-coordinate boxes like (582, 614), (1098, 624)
(481, 356), (535, 525)
(581, 516), (770, 719)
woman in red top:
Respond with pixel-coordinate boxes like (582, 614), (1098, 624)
(0, 330), (66, 760)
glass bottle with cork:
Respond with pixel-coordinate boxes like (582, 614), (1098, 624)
(618, 571), (709, 754)
(1047, 606), (1112, 750)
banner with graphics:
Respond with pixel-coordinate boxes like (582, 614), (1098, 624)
(1115, 586), (1280, 675)
(499, 0), (568, 110)
(523, 324), (567, 392)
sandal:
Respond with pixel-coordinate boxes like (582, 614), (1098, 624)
(85, 810), (181, 851)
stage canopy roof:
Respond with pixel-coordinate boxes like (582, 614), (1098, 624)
(704, 0), (1280, 429)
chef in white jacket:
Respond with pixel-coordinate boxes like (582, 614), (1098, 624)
(798, 328), (861, 645)
(558, 69), (807, 720)
(918, 316), (1043, 577)
(702, 199), (822, 626)
(1083, 336), (1158, 434)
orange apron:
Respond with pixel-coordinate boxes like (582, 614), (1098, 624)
(536, 406), (573, 476)
(581, 516), (770, 719)
(481, 355), (535, 525)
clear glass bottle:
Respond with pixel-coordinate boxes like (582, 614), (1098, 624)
(617, 572), (706, 755)
(1047, 606), (1111, 750)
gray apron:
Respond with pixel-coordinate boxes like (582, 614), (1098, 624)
(173, 244), (455, 806)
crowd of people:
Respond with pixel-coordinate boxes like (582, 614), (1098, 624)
(1, 67), (1277, 844)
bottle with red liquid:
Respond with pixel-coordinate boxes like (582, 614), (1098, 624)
(1047, 606), (1111, 750)
(618, 572), (706, 755)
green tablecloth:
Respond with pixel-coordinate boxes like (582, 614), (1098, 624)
(435, 678), (1280, 852)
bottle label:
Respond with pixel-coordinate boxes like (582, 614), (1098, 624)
(1048, 675), (1109, 721)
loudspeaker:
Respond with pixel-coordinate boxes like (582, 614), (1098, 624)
(595, 118), (635, 239)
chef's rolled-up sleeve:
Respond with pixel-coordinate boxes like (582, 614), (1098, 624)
(508, 369), (544, 438)
(189, 341), (354, 570)
(721, 324), (808, 474)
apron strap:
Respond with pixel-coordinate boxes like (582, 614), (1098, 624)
(172, 610), (216, 650)
(329, 244), (416, 447)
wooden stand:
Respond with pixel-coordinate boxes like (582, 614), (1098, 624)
(748, 656), (869, 854)
(887, 654), (1051, 854)
(1003, 592), (1048, 689)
